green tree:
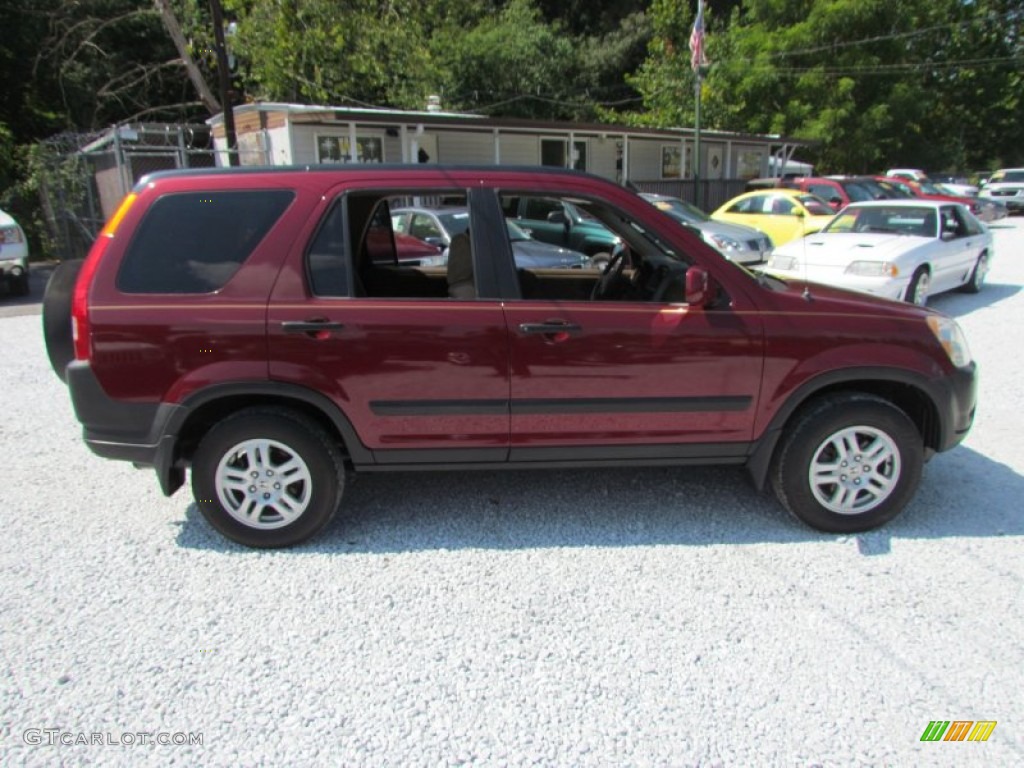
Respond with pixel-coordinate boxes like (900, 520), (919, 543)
(222, 0), (439, 108)
(628, 0), (1024, 172)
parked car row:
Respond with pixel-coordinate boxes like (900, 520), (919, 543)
(391, 206), (593, 270)
(746, 173), (1007, 222)
(651, 182), (994, 308)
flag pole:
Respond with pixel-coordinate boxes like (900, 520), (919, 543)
(694, 69), (702, 210)
(689, 0), (707, 210)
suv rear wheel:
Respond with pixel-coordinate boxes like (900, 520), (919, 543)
(192, 408), (345, 547)
(771, 394), (923, 533)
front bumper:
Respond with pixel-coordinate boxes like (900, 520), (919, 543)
(934, 361), (977, 452)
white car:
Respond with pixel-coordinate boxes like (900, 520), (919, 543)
(0, 208), (30, 296)
(763, 200), (992, 305)
(979, 168), (1024, 214)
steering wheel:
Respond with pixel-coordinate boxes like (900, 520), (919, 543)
(590, 245), (628, 301)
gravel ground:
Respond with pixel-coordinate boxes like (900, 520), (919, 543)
(2, 221), (1022, 767)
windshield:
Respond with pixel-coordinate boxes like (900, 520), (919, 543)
(437, 211), (470, 235)
(823, 205), (936, 236)
(649, 197), (710, 223)
(798, 195), (834, 216)
(841, 182), (876, 202)
(505, 220), (531, 241)
(875, 180), (913, 198)
(993, 171), (1024, 183)
(917, 181), (946, 196)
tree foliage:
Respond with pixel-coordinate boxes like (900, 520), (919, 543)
(627, 0), (1024, 172)
(3, 0), (1023, 225)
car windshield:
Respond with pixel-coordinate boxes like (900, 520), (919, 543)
(797, 195), (834, 216)
(841, 182), (876, 202)
(823, 206), (936, 236)
(875, 180), (913, 199)
(917, 181), (946, 196)
(994, 171), (1024, 183)
(505, 220), (532, 241)
(437, 211), (470, 235)
(649, 197), (710, 223)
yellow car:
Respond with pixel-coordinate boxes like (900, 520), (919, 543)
(711, 189), (836, 247)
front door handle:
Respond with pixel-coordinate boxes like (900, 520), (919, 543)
(518, 321), (581, 343)
(281, 319), (345, 337)
(518, 322), (582, 335)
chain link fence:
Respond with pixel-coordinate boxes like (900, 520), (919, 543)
(33, 124), (266, 261)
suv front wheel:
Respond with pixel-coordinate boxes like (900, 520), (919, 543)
(771, 394), (924, 533)
(192, 407), (345, 547)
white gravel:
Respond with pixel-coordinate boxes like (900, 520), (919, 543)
(2, 220), (1023, 767)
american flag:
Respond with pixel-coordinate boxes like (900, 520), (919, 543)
(689, 0), (707, 72)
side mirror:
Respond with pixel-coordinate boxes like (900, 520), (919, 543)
(941, 229), (956, 242)
(685, 266), (715, 307)
(547, 210), (568, 225)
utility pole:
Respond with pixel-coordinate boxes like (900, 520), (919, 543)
(210, 0), (238, 166)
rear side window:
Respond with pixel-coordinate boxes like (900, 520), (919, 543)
(117, 190), (294, 293)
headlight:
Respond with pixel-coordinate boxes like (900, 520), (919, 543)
(926, 316), (973, 368)
(845, 260), (899, 277)
(706, 233), (743, 251)
(767, 255), (797, 270)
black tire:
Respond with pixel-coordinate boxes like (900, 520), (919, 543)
(770, 394), (924, 533)
(959, 252), (988, 294)
(191, 407), (345, 548)
(904, 267), (930, 305)
(11, 272), (30, 297)
(42, 259), (84, 383)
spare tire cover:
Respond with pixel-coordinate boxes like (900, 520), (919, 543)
(42, 259), (84, 383)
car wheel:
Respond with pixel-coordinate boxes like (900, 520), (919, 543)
(42, 259), (84, 382)
(959, 253), (988, 294)
(191, 408), (345, 548)
(905, 267), (930, 305)
(771, 394), (923, 533)
(11, 272), (30, 296)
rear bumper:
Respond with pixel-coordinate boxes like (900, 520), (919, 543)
(67, 361), (186, 494)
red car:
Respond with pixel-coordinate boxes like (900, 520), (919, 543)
(875, 176), (998, 221)
(43, 166), (977, 547)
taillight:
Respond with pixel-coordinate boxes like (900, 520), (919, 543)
(72, 194), (137, 361)
(71, 238), (107, 360)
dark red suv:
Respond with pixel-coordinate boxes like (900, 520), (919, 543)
(43, 166), (977, 547)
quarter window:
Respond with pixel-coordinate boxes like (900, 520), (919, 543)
(117, 190), (293, 293)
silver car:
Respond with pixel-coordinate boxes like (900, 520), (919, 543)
(640, 193), (773, 265)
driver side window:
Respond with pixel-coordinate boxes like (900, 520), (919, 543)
(498, 190), (693, 305)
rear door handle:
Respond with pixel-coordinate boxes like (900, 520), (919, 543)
(281, 319), (345, 335)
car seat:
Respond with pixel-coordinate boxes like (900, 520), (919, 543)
(446, 233), (475, 298)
